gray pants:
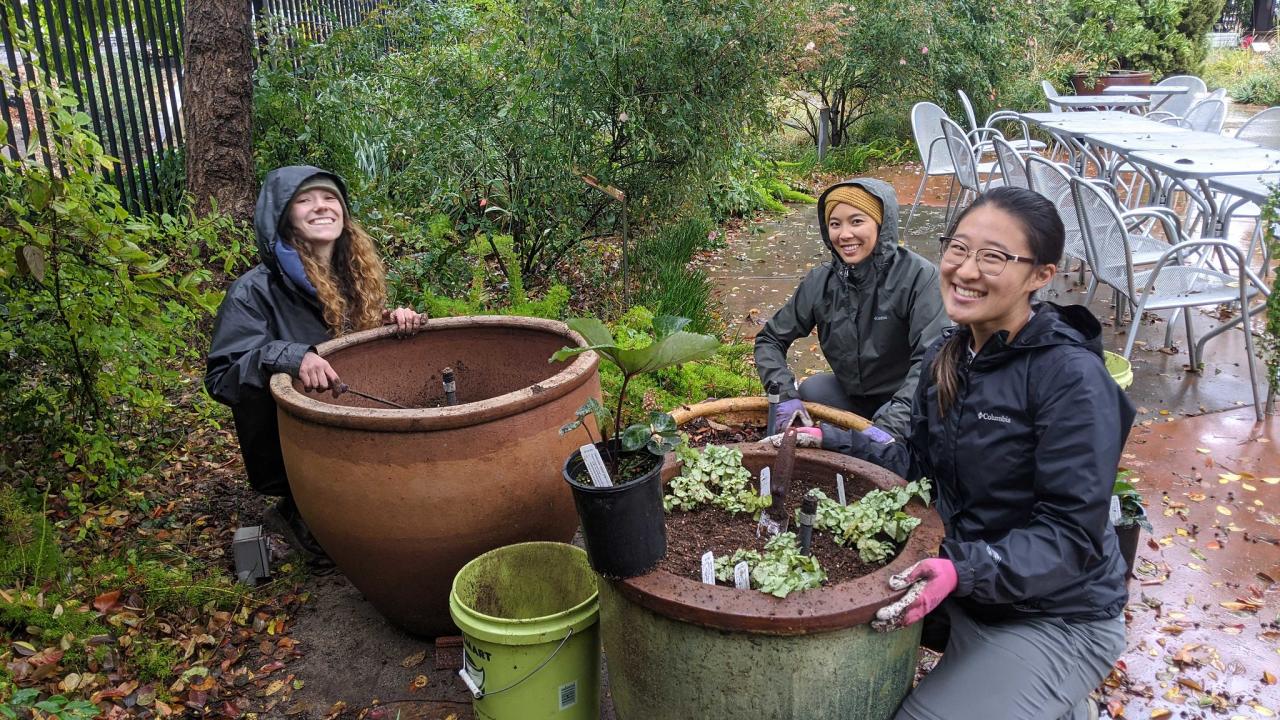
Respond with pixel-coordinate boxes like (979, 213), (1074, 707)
(895, 600), (1125, 720)
(797, 373), (893, 422)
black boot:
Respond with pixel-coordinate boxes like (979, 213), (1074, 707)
(264, 497), (336, 572)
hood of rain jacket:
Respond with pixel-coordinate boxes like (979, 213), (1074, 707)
(203, 166), (346, 495)
(753, 178), (946, 439)
(823, 302), (1136, 622)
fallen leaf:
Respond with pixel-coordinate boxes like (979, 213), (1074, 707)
(93, 590), (122, 613)
(265, 679), (286, 696)
(1217, 505), (1233, 516)
(1151, 709), (1172, 718)
(1263, 477), (1280, 485)
(1263, 670), (1276, 685)
(1196, 448), (1211, 454)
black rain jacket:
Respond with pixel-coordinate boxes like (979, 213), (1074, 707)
(204, 166), (344, 496)
(822, 302), (1134, 622)
(753, 178), (945, 439)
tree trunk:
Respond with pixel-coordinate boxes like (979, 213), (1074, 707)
(183, 0), (255, 223)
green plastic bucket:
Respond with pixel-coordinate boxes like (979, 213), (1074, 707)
(449, 542), (600, 720)
(1104, 350), (1133, 390)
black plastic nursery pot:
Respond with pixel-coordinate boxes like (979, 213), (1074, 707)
(563, 442), (666, 579)
(1115, 507), (1146, 582)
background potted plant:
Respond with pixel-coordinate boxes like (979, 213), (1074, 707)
(551, 314), (719, 578)
(1113, 469), (1152, 581)
(1064, 0), (1202, 93)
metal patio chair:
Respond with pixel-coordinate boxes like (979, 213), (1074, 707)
(904, 102), (998, 237)
(1072, 178), (1265, 420)
(940, 116), (1004, 228)
(1234, 106), (1280, 149)
(957, 89), (1047, 154)
(1145, 75), (1208, 122)
(1026, 156), (1094, 293)
(991, 135), (1031, 189)
(1176, 98), (1228, 133)
(1069, 174), (1187, 313)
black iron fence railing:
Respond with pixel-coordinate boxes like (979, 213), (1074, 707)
(2, 0), (381, 213)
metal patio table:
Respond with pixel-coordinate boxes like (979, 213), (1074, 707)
(1019, 111), (1185, 172)
(1100, 84), (1191, 112)
(1126, 147), (1280, 234)
(1048, 94), (1150, 112)
(1082, 131), (1258, 193)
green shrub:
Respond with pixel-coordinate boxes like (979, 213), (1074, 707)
(0, 52), (244, 493)
(130, 560), (246, 614)
(0, 489), (64, 588)
(254, 0), (801, 281)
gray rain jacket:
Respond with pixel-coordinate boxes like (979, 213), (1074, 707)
(204, 166), (344, 496)
(753, 178), (945, 439)
(822, 303), (1134, 622)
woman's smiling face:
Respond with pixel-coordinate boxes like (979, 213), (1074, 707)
(288, 187), (344, 248)
(941, 204), (1054, 344)
(827, 202), (879, 265)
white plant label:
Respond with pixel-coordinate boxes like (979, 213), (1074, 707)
(1109, 495), (1122, 526)
(733, 561), (751, 590)
(580, 444), (613, 488)
(701, 551), (716, 585)
(836, 473), (847, 506)
(759, 467), (771, 498)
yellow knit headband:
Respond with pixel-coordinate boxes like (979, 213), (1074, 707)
(824, 186), (883, 226)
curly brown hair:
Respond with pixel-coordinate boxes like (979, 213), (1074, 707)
(286, 214), (388, 334)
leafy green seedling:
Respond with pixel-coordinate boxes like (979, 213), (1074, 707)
(664, 444), (770, 515)
(552, 315), (718, 478)
(713, 532), (826, 598)
(1114, 470), (1152, 532)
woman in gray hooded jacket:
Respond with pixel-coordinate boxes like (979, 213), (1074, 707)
(754, 178), (945, 440)
(205, 166), (423, 564)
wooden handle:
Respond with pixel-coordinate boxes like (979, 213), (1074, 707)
(670, 396), (871, 431)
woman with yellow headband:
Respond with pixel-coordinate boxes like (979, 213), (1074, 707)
(755, 178), (944, 441)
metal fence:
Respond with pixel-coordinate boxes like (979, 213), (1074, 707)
(1, 0), (382, 213)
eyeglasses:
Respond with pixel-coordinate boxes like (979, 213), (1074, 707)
(938, 236), (1036, 277)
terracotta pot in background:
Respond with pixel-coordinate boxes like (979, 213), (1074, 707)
(1070, 69), (1153, 95)
(270, 316), (600, 637)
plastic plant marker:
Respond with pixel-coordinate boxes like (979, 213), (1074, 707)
(1110, 495), (1122, 526)
(836, 473), (846, 506)
(701, 552), (716, 585)
(759, 467), (771, 498)
(733, 561), (751, 590)
(580, 444), (613, 487)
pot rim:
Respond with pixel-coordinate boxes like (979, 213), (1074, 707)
(616, 443), (944, 636)
(270, 315), (599, 432)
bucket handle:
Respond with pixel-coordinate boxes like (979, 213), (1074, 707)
(457, 627), (575, 700)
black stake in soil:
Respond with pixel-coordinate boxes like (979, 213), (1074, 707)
(442, 367), (458, 405)
(798, 491), (818, 556)
(765, 381), (780, 436)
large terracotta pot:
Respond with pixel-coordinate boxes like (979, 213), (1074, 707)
(1070, 69), (1152, 95)
(270, 316), (600, 636)
(601, 444), (945, 719)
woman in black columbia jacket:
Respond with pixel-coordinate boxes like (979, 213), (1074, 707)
(782, 188), (1134, 720)
(205, 166), (423, 563)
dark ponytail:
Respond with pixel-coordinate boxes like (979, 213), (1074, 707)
(931, 187), (1065, 415)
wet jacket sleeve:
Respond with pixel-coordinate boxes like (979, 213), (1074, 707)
(818, 359), (934, 483)
(871, 264), (945, 439)
(204, 284), (313, 406)
(943, 349), (1132, 605)
(754, 269), (823, 401)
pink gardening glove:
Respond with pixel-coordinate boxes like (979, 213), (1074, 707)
(761, 425), (822, 448)
(871, 558), (957, 632)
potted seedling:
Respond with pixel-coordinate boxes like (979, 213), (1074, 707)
(551, 314), (719, 578)
(1112, 469), (1151, 580)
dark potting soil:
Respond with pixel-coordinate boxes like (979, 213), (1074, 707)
(683, 416), (767, 445)
(569, 452), (659, 487)
(657, 470), (888, 586)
